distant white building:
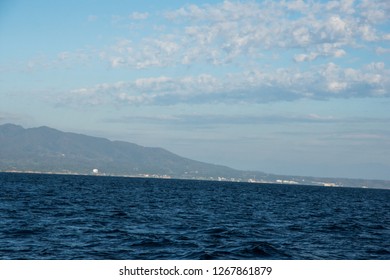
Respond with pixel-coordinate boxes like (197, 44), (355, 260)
(92, 169), (99, 174)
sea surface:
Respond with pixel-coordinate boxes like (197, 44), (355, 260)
(0, 173), (389, 260)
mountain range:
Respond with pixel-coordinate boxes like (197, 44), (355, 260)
(0, 123), (389, 189)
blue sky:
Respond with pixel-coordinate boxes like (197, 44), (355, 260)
(1, 0), (390, 180)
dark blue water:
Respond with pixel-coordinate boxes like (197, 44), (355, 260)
(0, 173), (389, 259)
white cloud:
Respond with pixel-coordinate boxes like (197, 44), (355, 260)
(334, 49), (347, 57)
(3, 0), (387, 79)
(294, 43), (346, 62)
(359, 24), (379, 41)
(326, 0), (356, 14)
(12, 1), (389, 107)
(376, 47), (390, 54)
(62, 61), (389, 106)
(294, 53), (313, 62)
(341, 0), (356, 14)
(326, 16), (349, 39)
(129, 12), (149, 20)
(98, 0), (389, 70)
(328, 81), (348, 92)
(104, 37), (182, 69)
(284, 0), (308, 12)
(292, 27), (311, 46)
(359, 0), (390, 24)
(16, 1), (388, 73)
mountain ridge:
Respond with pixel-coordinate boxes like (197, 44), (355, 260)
(0, 123), (389, 189)
(0, 123), (245, 179)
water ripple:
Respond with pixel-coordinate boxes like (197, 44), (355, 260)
(0, 173), (389, 259)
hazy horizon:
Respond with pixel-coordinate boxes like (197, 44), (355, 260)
(1, 0), (390, 180)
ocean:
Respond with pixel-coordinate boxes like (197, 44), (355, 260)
(0, 172), (389, 260)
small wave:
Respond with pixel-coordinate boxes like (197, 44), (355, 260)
(3, 228), (47, 238)
(366, 248), (390, 257)
(131, 237), (175, 248)
(183, 250), (234, 260)
(235, 242), (292, 259)
(109, 210), (128, 218)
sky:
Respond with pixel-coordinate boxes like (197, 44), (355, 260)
(1, 0), (390, 180)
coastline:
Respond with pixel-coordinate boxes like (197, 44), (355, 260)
(2, 170), (389, 190)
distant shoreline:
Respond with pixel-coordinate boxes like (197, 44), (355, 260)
(2, 170), (389, 190)
(2, 124), (389, 190)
